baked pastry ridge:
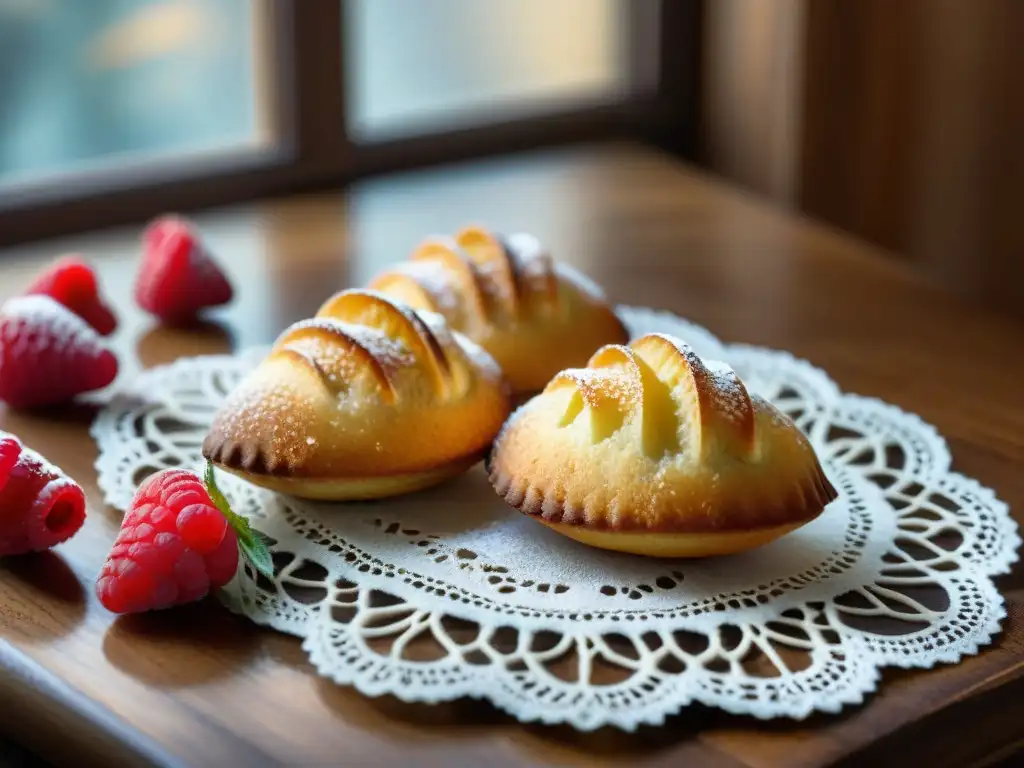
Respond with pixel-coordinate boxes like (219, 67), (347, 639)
(488, 333), (837, 557)
(203, 289), (510, 499)
(368, 226), (629, 393)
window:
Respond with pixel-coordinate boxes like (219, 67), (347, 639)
(347, 0), (628, 142)
(0, 1), (697, 246)
(0, 0), (264, 185)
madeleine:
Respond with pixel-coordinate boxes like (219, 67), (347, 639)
(369, 226), (628, 394)
(488, 333), (836, 557)
(204, 290), (510, 500)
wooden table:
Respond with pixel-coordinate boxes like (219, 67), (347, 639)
(0, 142), (1021, 768)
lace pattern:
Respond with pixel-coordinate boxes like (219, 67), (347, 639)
(91, 307), (1018, 730)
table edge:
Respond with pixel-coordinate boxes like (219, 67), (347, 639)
(0, 640), (182, 768)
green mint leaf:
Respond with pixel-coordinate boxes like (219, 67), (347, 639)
(239, 536), (275, 581)
(204, 461), (236, 520)
(204, 461), (275, 580)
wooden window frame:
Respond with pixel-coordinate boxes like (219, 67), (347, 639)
(0, 0), (701, 246)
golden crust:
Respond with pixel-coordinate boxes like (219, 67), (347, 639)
(217, 451), (484, 501)
(368, 226), (629, 393)
(487, 333), (837, 556)
(535, 521), (808, 558)
(203, 290), (510, 499)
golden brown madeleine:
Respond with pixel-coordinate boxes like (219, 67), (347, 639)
(203, 290), (510, 500)
(368, 225), (629, 394)
(488, 333), (837, 557)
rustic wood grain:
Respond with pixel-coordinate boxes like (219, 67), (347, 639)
(798, 0), (1024, 313)
(0, 142), (1020, 767)
(698, 1), (1024, 319)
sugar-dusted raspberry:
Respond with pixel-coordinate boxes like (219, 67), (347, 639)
(96, 465), (271, 614)
(0, 295), (119, 409)
(0, 441), (87, 556)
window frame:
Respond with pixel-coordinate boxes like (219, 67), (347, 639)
(0, 0), (701, 246)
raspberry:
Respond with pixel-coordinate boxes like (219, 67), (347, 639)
(96, 466), (271, 614)
(0, 295), (119, 409)
(135, 215), (233, 323)
(0, 441), (86, 555)
(25, 255), (117, 336)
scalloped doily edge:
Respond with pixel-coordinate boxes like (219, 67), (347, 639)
(88, 306), (1019, 729)
(299, 628), (883, 731)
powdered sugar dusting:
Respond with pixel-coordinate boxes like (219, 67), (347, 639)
(506, 232), (556, 304)
(0, 294), (117, 407)
(505, 232), (545, 262)
(456, 333), (502, 381)
(1, 295), (104, 359)
(334, 323), (414, 371)
(281, 320), (413, 386)
(390, 261), (462, 314)
(469, 250), (516, 311)
(548, 336), (757, 454)
(414, 309), (452, 341)
(572, 369), (639, 411)
(418, 309), (501, 381)
(212, 377), (316, 470)
(705, 360), (753, 426)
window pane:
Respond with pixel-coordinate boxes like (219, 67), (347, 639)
(347, 0), (627, 141)
(0, 0), (262, 184)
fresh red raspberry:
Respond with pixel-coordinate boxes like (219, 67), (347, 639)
(0, 443), (86, 555)
(97, 468), (260, 614)
(0, 296), (119, 409)
(135, 215), (234, 323)
(0, 432), (22, 493)
(25, 255), (117, 336)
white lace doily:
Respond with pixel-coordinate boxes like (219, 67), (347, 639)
(90, 307), (1018, 731)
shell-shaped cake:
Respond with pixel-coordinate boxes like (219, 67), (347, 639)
(488, 333), (837, 557)
(368, 226), (629, 394)
(203, 290), (510, 500)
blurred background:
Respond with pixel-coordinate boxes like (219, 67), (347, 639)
(0, 0), (1021, 315)
(0, 4), (1021, 766)
(0, 0), (626, 176)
